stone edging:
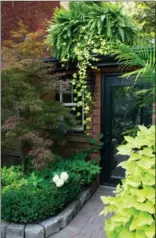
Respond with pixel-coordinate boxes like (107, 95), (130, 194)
(1, 180), (99, 238)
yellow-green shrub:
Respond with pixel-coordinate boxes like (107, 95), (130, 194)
(100, 125), (155, 238)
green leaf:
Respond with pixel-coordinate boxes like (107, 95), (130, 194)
(126, 176), (141, 187)
(105, 219), (119, 232)
(139, 147), (154, 157)
(100, 125), (155, 238)
(137, 159), (154, 169)
(112, 214), (130, 224)
(136, 201), (154, 214)
(76, 112), (81, 116)
(117, 145), (132, 155)
(142, 173), (155, 186)
(101, 196), (114, 205)
(99, 142), (104, 146)
(119, 228), (136, 238)
(144, 222), (155, 238)
(98, 134), (103, 139)
(130, 212), (154, 231)
(138, 125), (148, 133)
(135, 231), (147, 238)
(88, 138), (97, 144)
(124, 136), (135, 144)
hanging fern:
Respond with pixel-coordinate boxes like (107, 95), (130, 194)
(47, 2), (138, 60)
(46, 2), (139, 134)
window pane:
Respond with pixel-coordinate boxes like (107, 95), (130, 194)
(55, 93), (60, 101)
(62, 94), (72, 103)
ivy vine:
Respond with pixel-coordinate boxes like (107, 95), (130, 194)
(65, 30), (112, 134)
(47, 2), (138, 134)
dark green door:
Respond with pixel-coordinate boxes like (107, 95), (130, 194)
(100, 74), (152, 185)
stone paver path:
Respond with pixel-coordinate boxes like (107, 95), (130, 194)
(50, 186), (114, 238)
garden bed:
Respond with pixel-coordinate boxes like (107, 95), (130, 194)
(1, 180), (99, 238)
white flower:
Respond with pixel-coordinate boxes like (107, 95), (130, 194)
(55, 179), (64, 187)
(53, 174), (60, 183)
(60, 172), (69, 182)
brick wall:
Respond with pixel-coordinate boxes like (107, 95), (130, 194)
(90, 71), (101, 138)
(1, 1), (60, 41)
(53, 70), (102, 162)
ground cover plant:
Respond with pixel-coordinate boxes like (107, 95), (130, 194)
(2, 170), (80, 223)
(2, 150), (101, 224)
(100, 125), (155, 238)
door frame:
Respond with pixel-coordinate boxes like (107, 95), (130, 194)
(100, 73), (123, 184)
(100, 72), (150, 185)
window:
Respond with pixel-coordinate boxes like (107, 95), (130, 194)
(56, 80), (84, 132)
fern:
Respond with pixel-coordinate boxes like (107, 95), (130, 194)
(47, 2), (138, 60)
(111, 43), (155, 103)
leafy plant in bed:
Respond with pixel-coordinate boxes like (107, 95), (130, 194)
(2, 154), (100, 224)
(100, 125), (155, 238)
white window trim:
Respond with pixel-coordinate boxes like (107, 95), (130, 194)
(59, 81), (84, 132)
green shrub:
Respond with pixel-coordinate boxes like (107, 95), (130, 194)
(70, 151), (88, 161)
(1, 166), (22, 186)
(2, 172), (80, 223)
(2, 177), (29, 193)
(2, 149), (100, 223)
(34, 149), (101, 187)
(100, 125), (155, 238)
(55, 159), (100, 187)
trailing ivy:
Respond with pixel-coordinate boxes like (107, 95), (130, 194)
(72, 31), (98, 133)
(47, 2), (138, 134)
(47, 2), (137, 60)
(100, 125), (155, 238)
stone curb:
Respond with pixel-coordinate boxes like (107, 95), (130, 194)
(1, 180), (98, 238)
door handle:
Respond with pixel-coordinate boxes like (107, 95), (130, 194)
(104, 140), (109, 146)
(112, 138), (117, 144)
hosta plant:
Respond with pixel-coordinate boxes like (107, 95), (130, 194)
(100, 125), (155, 238)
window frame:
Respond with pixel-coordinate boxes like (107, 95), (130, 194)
(57, 80), (85, 132)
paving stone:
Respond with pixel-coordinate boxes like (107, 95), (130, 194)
(6, 224), (24, 238)
(51, 186), (114, 238)
(78, 188), (92, 207)
(40, 217), (59, 237)
(25, 224), (44, 238)
(57, 205), (75, 229)
(68, 200), (81, 215)
(1, 222), (9, 238)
